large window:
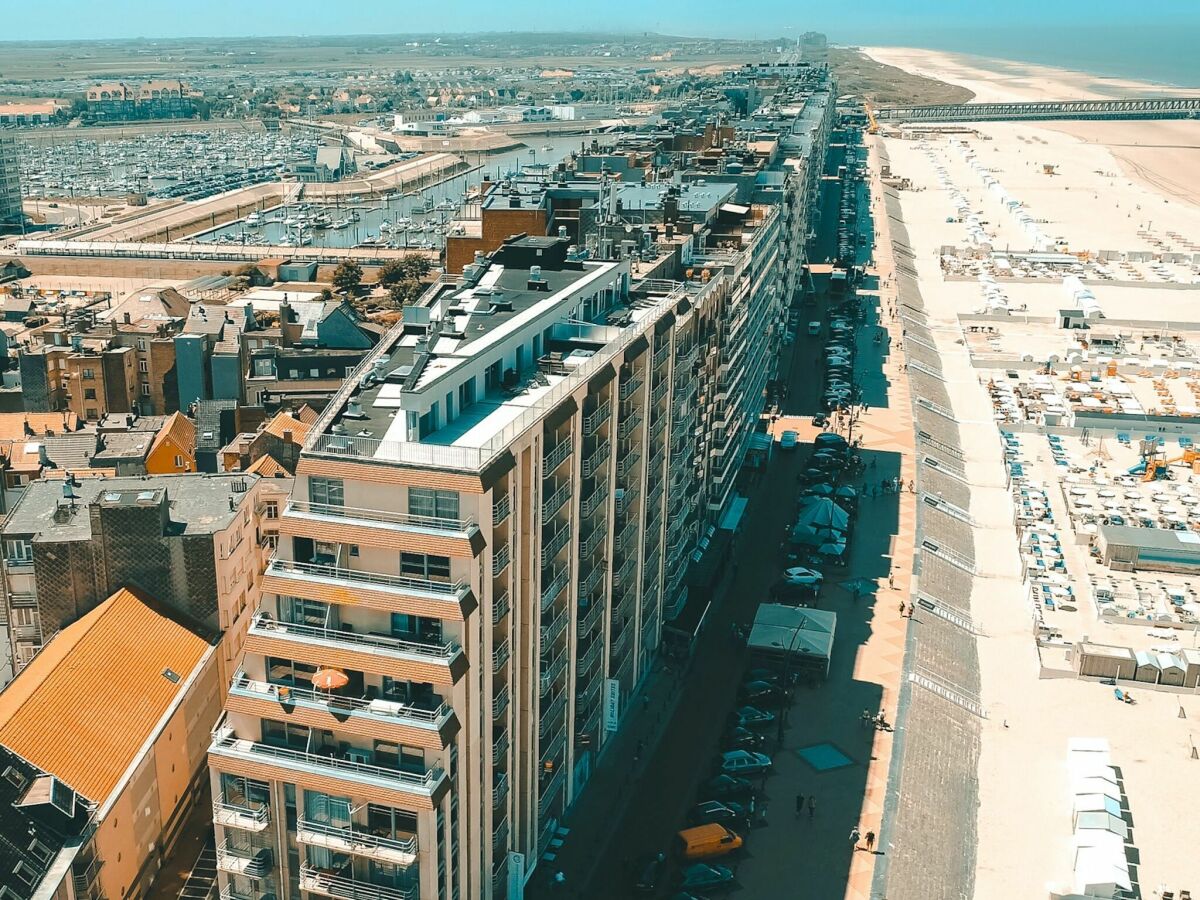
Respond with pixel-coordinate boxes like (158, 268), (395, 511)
(400, 553), (451, 580)
(304, 791), (351, 827)
(4, 539), (32, 564)
(261, 719), (310, 751)
(408, 488), (459, 522)
(266, 656), (319, 687)
(279, 597), (333, 628)
(219, 774), (270, 810)
(309, 477), (344, 508)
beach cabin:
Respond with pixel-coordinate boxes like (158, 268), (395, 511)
(1073, 843), (1132, 900)
(1156, 651), (1186, 686)
(1181, 648), (1200, 688)
(1076, 643), (1136, 681)
(1133, 650), (1162, 683)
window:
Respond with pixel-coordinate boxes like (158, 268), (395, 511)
(400, 553), (451, 580)
(136, 338), (147, 351)
(83, 388), (97, 400)
(266, 657), (319, 687)
(140, 383), (151, 396)
(81, 368), (95, 380)
(309, 478), (344, 508)
(4, 539), (32, 564)
(173, 455), (184, 468)
(261, 719), (310, 750)
(263, 501), (279, 520)
(457, 377), (476, 411)
(261, 531), (279, 550)
(408, 488), (459, 522)
(138, 360), (148, 373)
(85, 408), (98, 420)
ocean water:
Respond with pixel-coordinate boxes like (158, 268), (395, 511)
(836, 24), (1200, 89)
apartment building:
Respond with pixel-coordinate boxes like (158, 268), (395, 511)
(0, 133), (20, 230)
(0, 472), (274, 685)
(0, 586), (220, 900)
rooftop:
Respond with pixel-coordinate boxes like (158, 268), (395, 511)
(4, 472), (259, 541)
(0, 587), (214, 804)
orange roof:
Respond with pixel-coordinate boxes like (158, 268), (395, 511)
(245, 454), (289, 478)
(0, 588), (214, 804)
(0, 412), (81, 443)
(262, 410), (311, 442)
(295, 405), (319, 426)
(150, 411), (196, 457)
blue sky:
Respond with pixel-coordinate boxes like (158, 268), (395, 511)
(2, 0), (1196, 41)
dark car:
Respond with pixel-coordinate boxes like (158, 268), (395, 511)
(811, 414), (828, 428)
(687, 800), (747, 827)
(814, 432), (849, 449)
(730, 705), (777, 731)
(634, 852), (667, 893)
(698, 773), (756, 801)
(739, 680), (786, 706)
(724, 726), (765, 750)
(716, 750), (773, 776)
(679, 863), (736, 893)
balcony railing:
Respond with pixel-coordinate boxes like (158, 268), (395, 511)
(494, 772), (509, 809)
(653, 342), (671, 368)
(285, 500), (475, 535)
(541, 524), (571, 567)
(613, 554), (638, 588)
(538, 767), (567, 819)
(541, 567), (569, 612)
(579, 478), (608, 519)
(540, 612), (567, 650)
(249, 613), (462, 664)
(582, 439), (610, 478)
(542, 436), (573, 474)
(580, 524), (606, 559)
(493, 639), (510, 674)
(618, 412), (643, 440)
(541, 480), (571, 521)
(651, 378), (669, 405)
(211, 719), (445, 797)
(580, 564), (605, 598)
(212, 794), (270, 832)
(540, 649), (567, 695)
(492, 544), (511, 577)
(493, 492), (511, 526)
(297, 818), (418, 864)
(216, 841), (273, 878)
(539, 693), (566, 739)
(299, 866), (417, 900)
(583, 401), (611, 435)
(493, 730), (509, 766)
(619, 376), (643, 401)
(492, 686), (510, 720)
(492, 591), (510, 625)
(220, 886), (257, 900)
(617, 448), (642, 478)
(267, 558), (468, 603)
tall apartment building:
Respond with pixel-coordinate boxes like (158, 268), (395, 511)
(0, 132), (21, 230)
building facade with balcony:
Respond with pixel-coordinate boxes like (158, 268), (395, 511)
(205, 186), (802, 898)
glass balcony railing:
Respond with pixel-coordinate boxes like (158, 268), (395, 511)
(296, 818), (418, 865)
(299, 866), (417, 900)
(248, 613), (462, 664)
(212, 794), (270, 832)
(286, 500), (476, 535)
(267, 558), (469, 604)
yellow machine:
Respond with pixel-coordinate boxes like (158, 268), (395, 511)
(1142, 449), (1200, 481)
(864, 99), (879, 135)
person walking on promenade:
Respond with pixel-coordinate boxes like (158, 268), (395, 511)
(795, 793), (805, 818)
(888, 572), (895, 589)
(849, 826), (861, 850)
(898, 601), (905, 616)
(808, 796), (816, 819)
(861, 709), (872, 728)
(865, 830), (876, 852)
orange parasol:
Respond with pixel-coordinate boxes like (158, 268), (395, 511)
(312, 668), (349, 691)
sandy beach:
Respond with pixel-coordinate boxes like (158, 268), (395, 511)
(860, 47), (1200, 212)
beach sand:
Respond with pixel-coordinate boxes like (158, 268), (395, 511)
(861, 47), (1200, 212)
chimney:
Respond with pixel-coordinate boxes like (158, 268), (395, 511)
(282, 429), (293, 444)
(123, 312), (131, 324)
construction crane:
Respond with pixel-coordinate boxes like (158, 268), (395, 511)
(864, 98), (880, 135)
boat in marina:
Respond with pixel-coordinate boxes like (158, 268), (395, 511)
(245, 211), (263, 227)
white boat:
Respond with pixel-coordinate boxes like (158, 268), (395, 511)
(435, 199), (457, 212)
(245, 211), (263, 227)
(379, 220), (393, 233)
(282, 215), (300, 227)
(541, 144), (553, 151)
(332, 217), (352, 229)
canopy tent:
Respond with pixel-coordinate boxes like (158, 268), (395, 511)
(746, 603), (837, 678)
(797, 498), (850, 531)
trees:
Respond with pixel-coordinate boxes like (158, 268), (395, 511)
(332, 260), (363, 295)
(378, 256), (431, 287)
(387, 279), (423, 308)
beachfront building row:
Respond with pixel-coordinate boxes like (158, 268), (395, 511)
(206, 198), (788, 900)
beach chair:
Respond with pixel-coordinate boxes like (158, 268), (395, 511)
(1113, 688), (1125, 703)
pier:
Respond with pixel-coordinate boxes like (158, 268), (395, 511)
(876, 97), (1200, 124)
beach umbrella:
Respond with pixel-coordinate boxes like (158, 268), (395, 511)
(797, 498), (850, 531)
(817, 540), (847, 557)
(312, 668), (349, 692)
(835, 486), (858, 499)
(802, 484), (834, 498)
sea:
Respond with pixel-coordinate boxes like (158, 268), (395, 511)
(835, 24), (1200, 89)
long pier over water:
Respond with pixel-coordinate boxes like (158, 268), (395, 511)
(876, 97), (1200, 124)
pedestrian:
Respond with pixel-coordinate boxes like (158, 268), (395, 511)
(865, 830), (876, 851)
(642, 694), (650, 712)
(795, 793), (805, 818)
(898, 601), (905, 616)
(849, 825), (861, 849)
(861, 709), (872, 728)
(553, 871), (566, 889)
(888, 573), (896, 589)
(808, 796), (815, 819)
(907, 479), (915, 492)
(760, 801), (769, 826)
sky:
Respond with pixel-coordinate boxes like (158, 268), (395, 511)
(2, 0), (1197, 41)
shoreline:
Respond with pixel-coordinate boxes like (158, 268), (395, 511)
(859, 47), (1200, 214)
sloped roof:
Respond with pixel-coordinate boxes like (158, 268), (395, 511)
(261, 410), (311, 443)
(40, 433), (99, 471)
(0, 412), (80, 442)
(150, 411), (196, 458)
(245, 453), (290, 478)
(0, 588), (214, 805)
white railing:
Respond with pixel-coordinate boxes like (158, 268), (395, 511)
(540, 525), (571, 566)
(540, 613), (567, 649)
(267, 558), (468, 600)
(541, 480), (571, 520)
(212, 795), (270, 831)
(492, 544), (511, 576)
(492, 591), (510, 624)
(249, 612), (462, 661)
(492, 686), (510, 720)
(286, 499), (475, 534)
(582, 439), (611, 478)
(299, 865), (417, 900)
(229, 671), (452, 727)
(493, 773), (510, 808)
(297, 818), (418, 860)
(583, 401), (611, 435)
(493, 492), (511, 525)
(542, 436), (574, 474)
(540, 568), (569, 612)
(493, 639), (510, 674)
(619, 376), (644, 400)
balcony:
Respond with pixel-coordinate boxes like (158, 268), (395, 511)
(493, 772), (510, 809)
(283, 500), (479, 554)
(493, 492), (511, 526)
(299, 866), (417, 900)
(492, 591), (510, 625)
(492, 639), (510, 674)
(618, 412), (643, 440)
(492, 544), (511, 577)
(538, 767), (567, 819)
(539, 693), (566, 739)
(297, 818), (418, 866)
(617, 445), (643, 478)
(493, 730), (509, 766)
(541, 567), (569, 612)
(580, 524), (606, 559)
(210, 718), (446, 806)
(540, 612), (567, 650)
(583, 401), (611, 435)
(576, 601), (602, 638)
(541, 480), (571, 521)
(264, 558), (472, 617)
(494, 814), (510, 854)
(542, 436), (573, 474)
(212, 794), (270, 832)
(651, 378), (669, 405)
(492, 686), (510, 721)
(613, 554), (638, 589)
(541, 524), (571, 567)
(582, 439), (610, 479)
(580, 477), (608, 519)
(215, 841), (273, 878)
(245, 613), (466, 686)
(579, 564), (605, 598)
(540, 649), (567, 695)
(220, 887), (258, 900)
(619, 376), (643, 401)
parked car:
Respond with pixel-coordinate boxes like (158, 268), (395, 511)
(814, 432), (848, 450)
(724, 726), (765, 750)
(687, 800), (748, 827)
(717, 750), (773, 776)
(634, 852), (667, 893)
(697, 774), (756, 801)
(739, 680), (786, 707)
(811, 414), (828, 428)
(730, 705), (776, 731)
(679, 863), (736, 893)
(807, 321), (822, 335)
(779, 430), (799, 451)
